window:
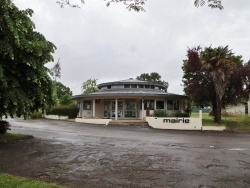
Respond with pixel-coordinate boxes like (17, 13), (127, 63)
(131, 84), (137, 88)
(167, 100), (173, 110)
(83, 101), (91, 110)
(174, 100), (180, 110)
(145, 85), (150, 89)
(138, 85), (144, 88)
(107, 85), (111, 89)
(167, 100), (180, 110)
(156, 101), (164, 109)
(124, 84), (130, 88)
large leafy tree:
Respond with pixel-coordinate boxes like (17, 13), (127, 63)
(57, 0), (223, 11)
(182, 47), (214, 113)
(136, 72), (168, 92)
(183, 46), (250, 123)
(0, 0), (56, 118)
(55, 82), (74, 105)
(81, 79), (100, 94)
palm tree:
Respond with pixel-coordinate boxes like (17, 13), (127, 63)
(201, 46), (235, 123)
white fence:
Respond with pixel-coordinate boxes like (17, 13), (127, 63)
(75, 118), (111, 125)
(44, 115), (68, 120)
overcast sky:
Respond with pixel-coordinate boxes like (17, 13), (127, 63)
(14, 0), (250, 95)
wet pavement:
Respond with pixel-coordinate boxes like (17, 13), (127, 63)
(0, 118), (250, 188)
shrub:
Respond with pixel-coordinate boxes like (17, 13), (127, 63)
(0, 121), (11, 134)
(30, 111), (43, 119)
(154, 110), (169, 117)
(46, 104), (79, 119)
(209, 110), (214, 116)
(173, 112), (190, 117)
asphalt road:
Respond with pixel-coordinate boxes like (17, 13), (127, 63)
(3, 118), (250, 188)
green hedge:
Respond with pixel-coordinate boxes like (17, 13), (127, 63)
(29, 111), (43, 119)
(46, 104), (79, 119)
(174, 112), (190, 117)
(153, 110), (190, 117)
(153, 110), (169, 117)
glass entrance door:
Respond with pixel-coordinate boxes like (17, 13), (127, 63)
(124, 101), (136, 118)
(104, 100), (137, 119)
(118, 101), (123, 118)
(111, 101), (123, 118)
(104, 100), (111, 118)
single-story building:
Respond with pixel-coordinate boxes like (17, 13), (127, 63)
(73, 78), (187, 120)
(224, 102), (250, 115)
(225, 86), (250, 116)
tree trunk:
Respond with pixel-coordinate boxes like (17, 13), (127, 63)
(211, 70), (226, 124)
(216, 94), (222, 124)
(212, 102), (218, 123)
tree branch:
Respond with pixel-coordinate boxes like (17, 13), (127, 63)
(56, 0), (223, 11)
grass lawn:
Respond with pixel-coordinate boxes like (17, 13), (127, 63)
(191, 113), (250, 132)
(0, 133), (29, 139)
(0, 173), (64, 188)
(0, 133), (34, 142)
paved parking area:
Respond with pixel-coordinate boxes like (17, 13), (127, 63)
(0, 118), (250, 187)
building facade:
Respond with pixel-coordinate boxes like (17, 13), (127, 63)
(73, 78), (187, 120)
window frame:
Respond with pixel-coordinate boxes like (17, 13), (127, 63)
(83, 101), (91, 110)
(167, 100), (180, 111)
(156, 100), (165, 110)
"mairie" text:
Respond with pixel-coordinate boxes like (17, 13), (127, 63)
(163, 118), (190, 123)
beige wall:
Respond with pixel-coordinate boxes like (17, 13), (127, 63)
(95, 100), (104, 118)
(82, 110), (92, 118)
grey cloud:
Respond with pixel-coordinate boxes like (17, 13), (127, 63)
(14, 0), (250, 95)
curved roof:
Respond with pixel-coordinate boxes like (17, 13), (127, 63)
(97, 78), (165, 89)
(73, 78), (186, 100)
(73, 88), (187, 99)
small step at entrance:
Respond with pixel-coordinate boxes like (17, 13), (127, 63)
(108, 120), (149, 127)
